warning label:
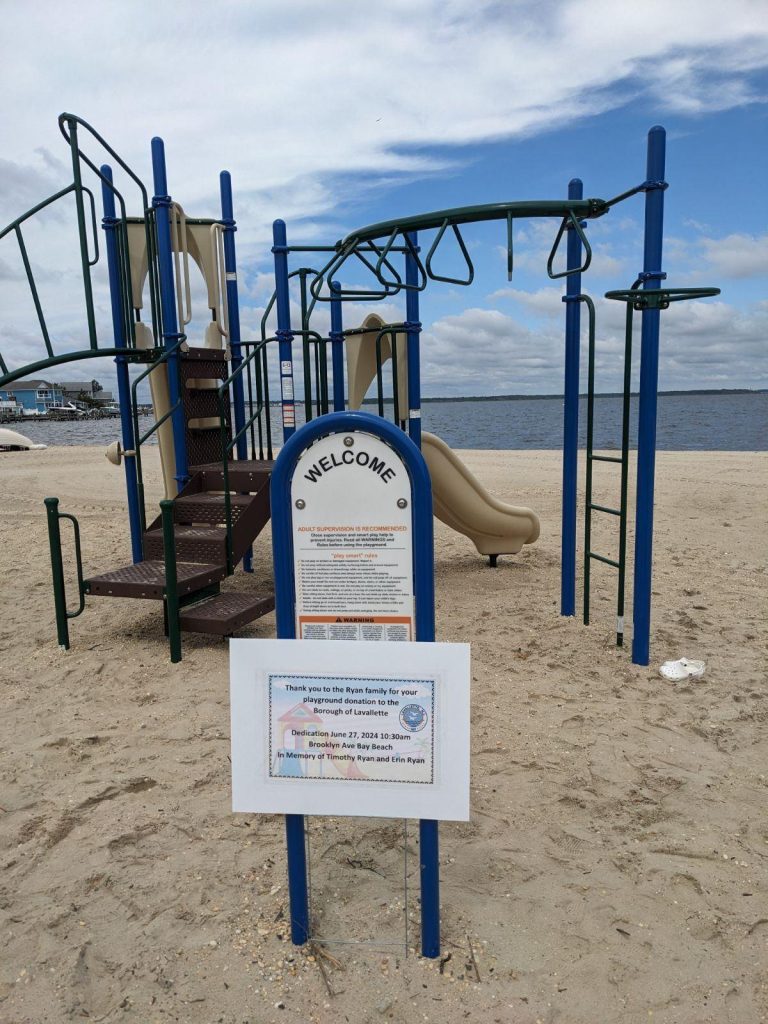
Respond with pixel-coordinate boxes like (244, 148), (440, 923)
(299, 615), (412, 641)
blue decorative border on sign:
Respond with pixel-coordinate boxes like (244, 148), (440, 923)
(268, 674), (436, 785)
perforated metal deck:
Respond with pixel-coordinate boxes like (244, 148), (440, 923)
(179, 590), (275, 635)
(85, 560), (226, 599)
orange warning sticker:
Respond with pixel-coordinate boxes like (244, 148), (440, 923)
(298, 614), (412, 642)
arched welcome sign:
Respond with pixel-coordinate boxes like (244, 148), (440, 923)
(270, 411), (442, 958)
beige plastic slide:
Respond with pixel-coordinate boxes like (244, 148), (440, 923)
(422, 431), (539, 556)
(347, 313), (540, 558)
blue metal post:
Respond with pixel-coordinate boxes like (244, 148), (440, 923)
(270, 412), (440, 957)
(403, 231), (439, 956)
(101, 164), (143, 563)
(560, 178), (583, 617)
(405, 232), (422, 449)
(220, 172), (247, 462)
(151, 137), (188, 488)
(329, 280), (345, 411)
(272, 220), (296, 441)
(632, 126), (667, 666)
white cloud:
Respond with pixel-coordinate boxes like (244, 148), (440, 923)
(1, 0), (767, 392)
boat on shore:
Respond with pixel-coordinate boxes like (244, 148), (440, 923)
(0, 428), (47, 451)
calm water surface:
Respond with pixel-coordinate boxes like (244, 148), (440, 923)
(11, 392), (767, 451)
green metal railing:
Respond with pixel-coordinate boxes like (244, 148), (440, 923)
(584, 283), (721, 644)
(306, 196), (620, 308)
(217, 339), (273, 574)
(44, 498), (86, 650)
(0, 113), (162, 389)
(160, 499), (181, 663)
(130, 339), (185, 539)
(582, 293), (632, 646)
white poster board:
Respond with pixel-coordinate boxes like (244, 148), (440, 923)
(290, 431), (415, 640)
(230, 639), (470, 821)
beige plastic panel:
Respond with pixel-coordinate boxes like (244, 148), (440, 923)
(135, 321), (177, 499)
(346, 312), (408, 413)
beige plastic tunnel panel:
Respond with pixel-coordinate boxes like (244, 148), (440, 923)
(125, 213), (223, 341)
(422, 431), (540, 556)
(347, 313), (540, 558)
(135, 321), (177, 500)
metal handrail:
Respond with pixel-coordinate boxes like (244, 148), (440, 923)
(217, 338), (272, 573)
(130, 339), (185, 537)
(44, 497), (86, 650)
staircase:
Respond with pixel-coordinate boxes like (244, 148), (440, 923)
(82, 346), (275, 639)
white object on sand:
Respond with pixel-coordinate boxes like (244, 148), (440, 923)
(660, 657), (706, 681)
(0, 428), (47, 451)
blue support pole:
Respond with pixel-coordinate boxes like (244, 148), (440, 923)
(100, 164), (143, 563)
(403, 230), (439, 956)
(151, 137), (188, 489)
(632, 126), (667, 666)
(220, 172), (248, 461)
(560, 178), (583, 617)
(405, 232), (422, 449)
(329, 280), (345, 411)
(272, 220), (296, 441)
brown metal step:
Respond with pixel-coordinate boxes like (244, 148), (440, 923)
(85, 560), (226, 600)
(181, 346), (227, 363)
(189, 459), (273, 492)
(179, 590), (275, 635)
(173, 493), (252, 525)
(143, 525), (227, 563)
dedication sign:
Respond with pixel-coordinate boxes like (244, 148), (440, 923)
(291, 431), (414, 641)
(230, 639), (470, 821)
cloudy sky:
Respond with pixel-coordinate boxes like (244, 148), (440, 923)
(1, 0), (766, 398)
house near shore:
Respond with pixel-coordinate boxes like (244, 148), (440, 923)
(0, 379), (64, 414)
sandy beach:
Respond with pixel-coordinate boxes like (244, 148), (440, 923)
(0, 444), (766, 1024)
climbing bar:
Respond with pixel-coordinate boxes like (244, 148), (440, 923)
(605, 286), (720, 309)
(589, 454), (623, 464)
(589, 552), (621, 569)
(547, 212), (593, 280)
(44, 498), (86, 651)
(425, 220), (474, 286)
(590, 503), (622, 517)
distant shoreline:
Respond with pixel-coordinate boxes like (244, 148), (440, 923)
(362, 388), (767, 404)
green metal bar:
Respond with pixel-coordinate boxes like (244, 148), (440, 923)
(15, 226), (53, 358)
(589, 454), (623, 464)
(160, 499), (181, 663)
(343, 197), (611, 247)
(605, 286), (720, 309)
(390, 329), (401, 425)
(547, 212), (593, 280)
(589, 552), (621, 569)
(130, 338), (185, 538)
(0, 184), (76, 244)
(375, 335), (384, 417)
(299, 270), (313, 423)
(0, 348), (145, 390)
(58, 512), (86, 617)
(44, 497), (70, 650)
(65, 118), (99, 350)
(590, 503), (622, 516)
(583, 296), (596, 627)
(424, 220), (474, 286)
(615, 297), (635, 647)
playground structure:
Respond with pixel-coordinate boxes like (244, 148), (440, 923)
(0, 114), (719, 666)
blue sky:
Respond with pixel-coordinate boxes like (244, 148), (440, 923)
(0, 0), (766, 396)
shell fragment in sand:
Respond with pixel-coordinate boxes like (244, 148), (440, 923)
(659, 657), (706, 681)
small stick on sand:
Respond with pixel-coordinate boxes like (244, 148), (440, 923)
(466, 934), (481, 982)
